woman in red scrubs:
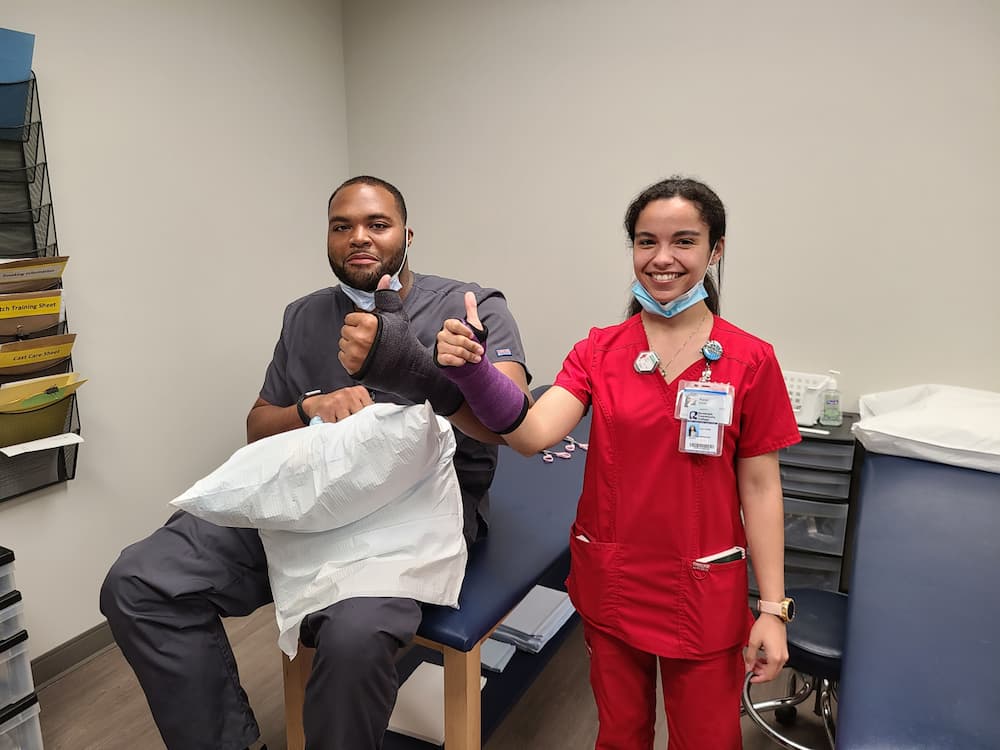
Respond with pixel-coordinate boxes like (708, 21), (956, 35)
(436, 177), (800, 749)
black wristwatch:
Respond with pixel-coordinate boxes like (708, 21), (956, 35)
(296, 390), (322, 425)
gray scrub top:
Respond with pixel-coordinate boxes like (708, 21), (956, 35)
(259, 271), (530, 541)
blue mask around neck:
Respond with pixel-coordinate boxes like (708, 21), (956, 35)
(340, 231), (409, 311)
(341, 273), (403, 311)
(631, 278), (708, 319)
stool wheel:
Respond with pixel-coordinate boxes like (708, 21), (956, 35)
(775, 705), (798, 726)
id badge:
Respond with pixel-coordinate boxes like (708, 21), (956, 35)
(680, 420), (723, 456)
(675, 380), (734, 425)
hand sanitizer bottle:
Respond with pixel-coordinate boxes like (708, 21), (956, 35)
(819, 370), (843, 427)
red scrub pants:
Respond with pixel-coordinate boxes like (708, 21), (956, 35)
(584, 623), (744, 750)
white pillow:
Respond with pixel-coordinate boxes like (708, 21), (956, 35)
(262, 458), (467, 657)
(170, 401), (454, 532)
(852, 384), (1000, 474)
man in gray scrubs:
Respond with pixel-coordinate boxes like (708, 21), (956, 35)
(100, 176), (531, 750)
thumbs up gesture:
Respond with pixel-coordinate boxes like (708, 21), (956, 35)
(338, 275), (401, 376)
(433, 291), (529, 434)
(435, 292), (488, 367)
(339, 275), (464, 416)
(372, 273), (404, 314)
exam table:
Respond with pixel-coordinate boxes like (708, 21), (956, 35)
(837, 452), (1000, 749)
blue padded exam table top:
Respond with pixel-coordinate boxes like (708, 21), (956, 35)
(415, 407), (589, 651)
(838, 453), (1000, 750)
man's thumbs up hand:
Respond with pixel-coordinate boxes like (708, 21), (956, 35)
(341, 272), (464, 416)
(373, 274), (403, 314)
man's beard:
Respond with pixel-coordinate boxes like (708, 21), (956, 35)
(328, 239), (407, 291)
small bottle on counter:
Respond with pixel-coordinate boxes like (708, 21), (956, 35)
(819, 369), (843, 427)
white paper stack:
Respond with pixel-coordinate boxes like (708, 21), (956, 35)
(480, 638), (517, 673)
(492, 585), (575, 654)
(388, 661), (487, 744)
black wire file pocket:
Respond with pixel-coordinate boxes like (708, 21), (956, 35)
(0, 392), (80, 502)
(0, 288), (62, 338)
(0, 161), (49, 215)
(0, 389), (75, 447)
(0, 332), (75, 383)
(0, 356), (71, 386)
(0, 203), (51, 256)
(0, 78), (35, 141)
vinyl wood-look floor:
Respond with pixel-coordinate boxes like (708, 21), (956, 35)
(35, 605), (830, 749)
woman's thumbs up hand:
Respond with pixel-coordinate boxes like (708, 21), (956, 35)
(435, 291), (486, 367)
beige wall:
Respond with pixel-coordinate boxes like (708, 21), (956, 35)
(0, 1), (349, 654)
(343, 0), (1000, 406)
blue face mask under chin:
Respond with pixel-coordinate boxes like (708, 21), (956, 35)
(340, 232), (409, 311)
(631, 278), (708, 319)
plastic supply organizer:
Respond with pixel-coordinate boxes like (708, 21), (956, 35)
(783, 371), (833, 426)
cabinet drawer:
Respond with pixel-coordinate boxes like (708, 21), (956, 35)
(0, 633), (34, 712)
(0, 592), (24, 642)
(784, 497), (848, 556)
(749, 550), (841, 594)
(0, 696), (42, 750)
(780, 441), (854, 471)
(0, 561), (13, 599)
(780, 466), (851, 500)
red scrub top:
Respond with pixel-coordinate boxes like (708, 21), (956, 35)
(554, 314), (800, 659)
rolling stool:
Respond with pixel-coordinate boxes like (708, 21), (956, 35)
(742, 588), (847, 750)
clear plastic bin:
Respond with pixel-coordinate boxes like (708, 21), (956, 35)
(0, 631), (34, 711)
(783, 497), (848, 556)
(779, 465), (851, 500)
(0, 591), (24, 644)
(0, 548), (12, 600)
(0, 592), (23, 642)
(779, 440), (854, 471)
(0, 694), (43, 750)
(0, 562), (12, 600)
(749, 550), (842, 594)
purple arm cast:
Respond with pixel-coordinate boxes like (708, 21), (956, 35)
(350, 288), (464, 416)
(438, 322), (528, 434)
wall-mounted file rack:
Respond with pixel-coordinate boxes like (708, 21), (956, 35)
(0, 75), (81, 504)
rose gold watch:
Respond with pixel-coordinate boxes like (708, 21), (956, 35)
(757, 597), (796, 623)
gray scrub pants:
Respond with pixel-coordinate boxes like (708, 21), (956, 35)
(99, 510), (422, 750)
